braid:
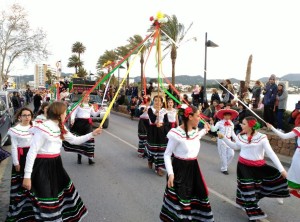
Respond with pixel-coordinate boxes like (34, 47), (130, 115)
(247, 128), (255, 143)
(184, 119), (189, 139)
(58, 117), (67, 140)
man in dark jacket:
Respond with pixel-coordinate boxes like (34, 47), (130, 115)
(11, 91), (21, 114)
(262, 74), (277, 126)
(33, 91), (43, 114)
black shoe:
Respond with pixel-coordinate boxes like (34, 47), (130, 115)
(77, 154), (82, 164)
(222, 171), (229, 175)
(88, 159), (95, 165)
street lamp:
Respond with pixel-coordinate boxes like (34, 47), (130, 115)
(118, 65), (125, 88)
(203, 32), (218, 103)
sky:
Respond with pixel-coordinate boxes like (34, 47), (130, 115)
(2, 0), (300, 81)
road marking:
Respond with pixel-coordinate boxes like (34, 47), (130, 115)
(104, 130), (272, 222)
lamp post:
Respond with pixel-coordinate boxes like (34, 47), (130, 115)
(117, 65), (125, 88)
(203, 32), (218, 103)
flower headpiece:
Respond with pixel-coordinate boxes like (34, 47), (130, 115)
(247, 119), (261, 130)
(177, 104), (193, 118)
(150, 11), (168, 27)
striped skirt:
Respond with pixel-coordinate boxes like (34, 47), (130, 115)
(146, 125), (168, 170)
(137, 118), (149, 157)
(7, 155), (87, 221)
(236, 162), (290, 220)
(63, 118), (95, 158)
(160, 157), (214, 222)
(6, 147), (30, 220)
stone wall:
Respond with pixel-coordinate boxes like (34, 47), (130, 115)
(267, 133), (295, 157)
(114, 105), (296, 157)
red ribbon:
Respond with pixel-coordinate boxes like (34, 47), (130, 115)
(17, 147), (30, 161)
(224, 121), (231, 126)
(88, 118), (93, 125)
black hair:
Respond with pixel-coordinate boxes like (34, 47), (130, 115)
(15, 107), (34, 126)
(178, 105), (198, 139)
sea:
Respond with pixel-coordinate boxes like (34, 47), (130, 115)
(183, 93), (299, 111)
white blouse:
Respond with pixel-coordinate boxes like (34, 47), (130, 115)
(210, 119), (236, 140)
(222, 132), (284, 172)
(139, 104), (149, 119)
(71, 103), (100, 121)
(8, 124), (33, 166)
(166, 108), (177, 123)
(271, 126), (300, 146)
(24, 120), (93, 178)
(35, 114), (47, 123)
(149, 107), (167, 124)
(164, 127), (207, 176)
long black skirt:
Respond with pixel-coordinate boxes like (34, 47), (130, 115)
(7, 155), (87, 221)
(6, 147), (30, 221)
(138, 119), (149, 157)
(236, 162), (290, 220)
(160, 157), (214, 222)
(63, 118), (95, 158)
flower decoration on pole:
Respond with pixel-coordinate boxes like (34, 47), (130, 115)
(150, 11), (168, 28)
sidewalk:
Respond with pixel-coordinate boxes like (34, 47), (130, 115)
(111, 110), (292, 168)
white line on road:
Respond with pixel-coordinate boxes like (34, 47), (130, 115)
(104, 130), (270, 222)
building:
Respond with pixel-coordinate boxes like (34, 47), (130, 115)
(34, 64), (57, 88)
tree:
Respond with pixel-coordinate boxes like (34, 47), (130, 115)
(161, 15), (195, 86)
(127, 35), (148, 91)
(115, 45), (131, 86)
(72, 42), (86, 66)
(96, 50), (118, 73)
(0, 3), (49, 86)
(45, 69), (52, 85)
(67, 54), (82, 74)
(77, 67), (88, 78)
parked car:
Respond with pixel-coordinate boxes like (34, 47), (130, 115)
(68, 93), (110, 128)
(0, 91), (15, 125)
(0, 96), (12, 146)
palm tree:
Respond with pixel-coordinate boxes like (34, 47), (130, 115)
(116, 45), (131, 86)
(127, 35), (148, 91)
(77, 67), (88, 78)
(45, 70), (52, 85)
(96, 50), (119, 86)
(72, 42), (86, 65)
(67, 54), (83, 73)
(161, 15), (195, 86)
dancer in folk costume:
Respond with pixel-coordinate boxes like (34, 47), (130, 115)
(146, 95), (170, 176)
(63, 91), (101, 165)
(166, 98), (179, 129)
(137, 96), (151, 158)
(218, 116), (289, 221)
(267, 123), (300, 198)
(19, 102), (102, 221)
(160, 104), (214, 222)
(34, 102), (49, 123)
(210, 108), (238, 175)
(6, 108), (34, 221)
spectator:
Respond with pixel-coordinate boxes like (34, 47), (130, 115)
(181, 94), (190, 105)
(11, 92), (21, 114)
(33, 91), (43, 115)
(146, 82), (153, 96)
(274, 83), (288, 132)
(191, 85), (201, 108)
(233, 103), (249, 134)
(125, 85), (133, 103)
(210, 88), (220, 105)
(128, 96), (138, 120)
(248, 80), (262, 109)
(291, 102), (300, 127)
(203, 100), (220, 141)
(262, 74), (278, 126)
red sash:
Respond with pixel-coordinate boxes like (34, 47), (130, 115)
(17, 147), (30, 161)
(238, 156), (266, 167)
(36, 153), (60, 159)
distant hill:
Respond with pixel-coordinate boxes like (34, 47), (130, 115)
(12, 73), (300, 87)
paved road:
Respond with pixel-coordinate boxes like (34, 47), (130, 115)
(0, 113), (299, 222)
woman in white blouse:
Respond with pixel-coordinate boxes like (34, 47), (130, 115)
(19, 101), (102, 221)
(267, 123), (300, 198)
(219, 116), (290, 222)
(160, 104), (214, 222)
(63, 91), (101, 164)
(6, 107), (34, 221)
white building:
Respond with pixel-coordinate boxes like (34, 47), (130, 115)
(34, 64), (57, 88)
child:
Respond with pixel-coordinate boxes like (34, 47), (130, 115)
(6, 108), (34, 221)
(137, 96), (151, 158)
(166, 98), (179, 128)
(210, 108), (238, 175)
(160, 104), (214, 221)
(34, 102), (49, 123)
(20, 101), (102, 221)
